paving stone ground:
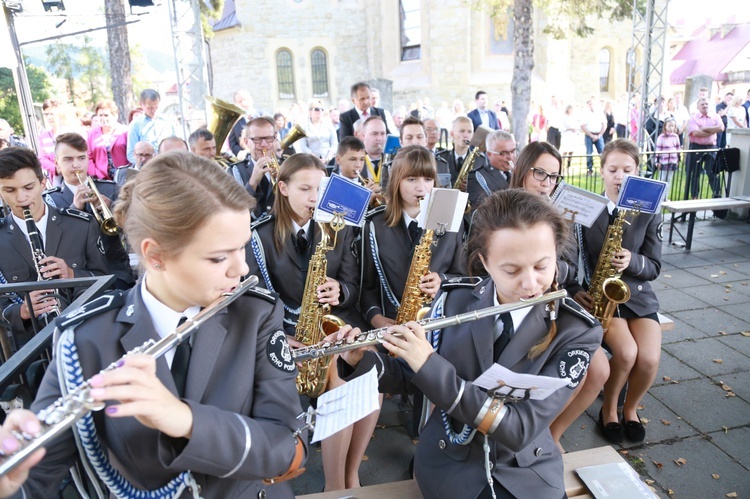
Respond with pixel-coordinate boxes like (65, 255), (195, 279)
(292, 218), (750, 498)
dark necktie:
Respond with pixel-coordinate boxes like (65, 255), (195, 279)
(171, 316), (190, 398)
(456, 155), (464, 172)
(503, 171), (511, 183)
(609, 207), (619, 225)
(295, 229), (308, 254)
(493, 312), (514, 361)
(408, 220), (421, 246)
(372, 159), (380, 176)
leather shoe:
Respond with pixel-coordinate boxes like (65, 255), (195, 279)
(598, 408), (623, 444)
(624, 414), (646, 443)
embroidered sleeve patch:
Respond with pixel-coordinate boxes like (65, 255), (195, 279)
(558, 349), (590, 389)
(267, 330), (296, 373)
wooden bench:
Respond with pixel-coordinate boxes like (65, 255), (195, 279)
(662, 197), (750, 250)
(297, 445), (632, 499)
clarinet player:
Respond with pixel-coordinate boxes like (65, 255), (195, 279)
(0, 152), (306, 498)
(0, 147), (108, 348)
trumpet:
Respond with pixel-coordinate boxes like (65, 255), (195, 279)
(262, 149), (280, 187)
(355, 169), (384, 207)
(0, 276), (260, 478)
(74, 172), (119, 236)
(292, 289), (567, 361)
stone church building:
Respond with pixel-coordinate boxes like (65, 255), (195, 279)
(208, 0), (634, 115)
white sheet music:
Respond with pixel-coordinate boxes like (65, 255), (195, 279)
(311, 366), (380, 443)
(473, 363), (569, 400)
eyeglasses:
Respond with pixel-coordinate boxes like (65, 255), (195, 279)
(249, 136), (276, 145)
(425, 127), (440, 133)
(311, 107), (324, 112)
(530, 167), (564, 185)
(135, 153), (154, 158)
(488, 149), (516, 157)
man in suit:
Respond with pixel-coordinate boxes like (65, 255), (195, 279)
(0, 146), (109, 347)
(44, 133), (134, 291)
(338, 82), (391, 141)
(467, 90), (500, 131)
(467, 130), (516, 208)
(227, 90), (262, 156)
(227, 117), (279, 219)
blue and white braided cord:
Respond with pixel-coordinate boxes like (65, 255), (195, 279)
(429, 296), (476, 445)
(58, 329), (199, 498)
(250, 234), (301, 317)
(0, 270), (23, 305)
(231, 165), (243, 186)
(368, 229), (400, 310)
(476, 171), (492, 197)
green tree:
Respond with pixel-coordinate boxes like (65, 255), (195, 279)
(471, 0), (633, 149)
(201, 0), (224, 39)
(79, 35), (109, 106)
(45, 40), (79, 105)
(0, 63), (52, 133)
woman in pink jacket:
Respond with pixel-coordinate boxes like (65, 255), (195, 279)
(87, 100), (128, 179)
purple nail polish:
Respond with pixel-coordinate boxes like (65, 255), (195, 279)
(105, 406), (118, 415)
(115, 359), (125, 368)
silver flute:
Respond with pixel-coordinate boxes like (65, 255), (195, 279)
(293, 289), (568, 362)
(0, 276), (259, 478)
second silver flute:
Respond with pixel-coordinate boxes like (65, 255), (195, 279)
(0, 275), (259, 478)
(293, 289), (568, 362)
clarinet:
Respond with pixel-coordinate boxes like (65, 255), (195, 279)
(22, 207), (62, 320)
(293, 290), (568, 361)
(0, 275), (259, 478)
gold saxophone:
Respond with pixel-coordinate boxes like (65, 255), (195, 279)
(453, 142), (478, 191)
(589, 209), (631, 334)
(295, 221), (345, 398)
(395, 229), (435, 324)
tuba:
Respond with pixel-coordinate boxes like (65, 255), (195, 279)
(588, 209), (632, 335)
(74, 172), (119, 236)
(295, 218), (345, 398)
(206, 96), (244, 169)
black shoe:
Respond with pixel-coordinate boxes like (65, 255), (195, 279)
(624, 414), (646, 443)
(598, 408), (624, 444)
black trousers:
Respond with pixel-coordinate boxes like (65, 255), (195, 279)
(547, 127), (561, 149)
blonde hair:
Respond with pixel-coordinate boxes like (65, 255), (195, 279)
(114, 151), (255, 260)
(272, 153), (327, 251)
(384, 145), (437, 227)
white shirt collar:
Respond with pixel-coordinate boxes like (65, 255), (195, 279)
(63, 180), (79, 195)
(607, 199), (617, 215)
(12, 203), (49, 248)
(402, 210), (420, 229)
(292, 219), (312, 237)
(140, 275), (201, 366)
(492, 284), (533, 335)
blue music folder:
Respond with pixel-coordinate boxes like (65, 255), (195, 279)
(316, 174), (372, 227)
(617, 175), (667, 214)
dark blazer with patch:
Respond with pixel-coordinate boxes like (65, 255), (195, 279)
(45, 183), (135, 289)
(20, 284), (304, 498)
(467, 162), (510, 210)
(360, 209), (467, 324)
(228, 116), (248, 156)
(341, 278), (602, 499)
(0, 206), (109, 344)
(228, 158), (275, 220)
(568, 209), (662, 316)
(338, 107), (391, 141)
(246, 215), (366, 335)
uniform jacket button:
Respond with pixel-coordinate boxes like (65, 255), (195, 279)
(534, 447), (543, 457)
(258, 490), (266, 499)
(12, 276), (17, 281)
(438, 439), (447, 449)
(72, 263), (78, 268)
(637, 284), (643, 291)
